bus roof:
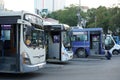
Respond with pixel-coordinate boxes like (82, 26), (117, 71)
(44, 23), (69, 26)
(71, 28), (103, 32)
(0, 10), (42, 18)
(44, 24), (70, 31)
(0, 11), (43, 25)
(0, 11), (23, 16)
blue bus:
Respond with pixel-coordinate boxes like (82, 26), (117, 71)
(70, 27), (105, 58)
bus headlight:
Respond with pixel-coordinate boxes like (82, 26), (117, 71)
(22, 52), (31, 65)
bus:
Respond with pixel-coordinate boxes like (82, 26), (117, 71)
(44, 24), (73, 62)
(70, 27), (105, 58)
(104, 34), (120, 55)
(113, 35), (120, 45)
(0, 11), (46, 73)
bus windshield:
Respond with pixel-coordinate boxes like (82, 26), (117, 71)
(113, 36), (118, 44)
(23, 25), (44, 48)
(62, 31), (71, 47)
(104, 36), (115, 50)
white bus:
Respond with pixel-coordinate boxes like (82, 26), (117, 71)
(104, 34), (120, 55)
(0, 11), (46, 73)
(44, 24), (73, 62)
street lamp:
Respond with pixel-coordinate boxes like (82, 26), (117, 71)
(76, 0), (82, 27)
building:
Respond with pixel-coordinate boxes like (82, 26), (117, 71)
(0, 0), (4, 10)
(34, 0), (66, 13)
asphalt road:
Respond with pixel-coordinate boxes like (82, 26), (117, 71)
(0, 55), (120, 80)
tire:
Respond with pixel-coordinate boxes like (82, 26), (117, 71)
(112, 50), (119, 55)
(76, 49), (88, 58)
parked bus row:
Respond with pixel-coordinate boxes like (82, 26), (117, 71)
(0, 11), (119, 73)
(0, 11), (73, 73)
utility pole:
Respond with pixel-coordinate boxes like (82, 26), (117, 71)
(52, 0), (54, 12)
(77, 0), (82, 27)
(42, 0), (44, 9)
(117, 0), (120, 14)
(0, 0), (4, 10)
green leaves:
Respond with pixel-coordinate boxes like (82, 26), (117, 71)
(87, 6), (120, 34)
(47, 5), (86, 26)
(47, 5), (120, 34)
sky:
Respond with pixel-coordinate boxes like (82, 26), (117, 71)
(4, 0), (34, 12)
(4, 0), (119, 12)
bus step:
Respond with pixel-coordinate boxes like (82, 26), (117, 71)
(0, 57), (16, 64)
(0, 63), (16, 71)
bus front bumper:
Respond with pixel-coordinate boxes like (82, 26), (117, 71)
(22, 62), (46, 73)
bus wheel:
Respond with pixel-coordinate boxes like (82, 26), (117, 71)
(112, 50), (119, 55)
(76, 49), (87, 58)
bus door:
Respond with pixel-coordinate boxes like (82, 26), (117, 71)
(46, 31), (61, 61)
(0, 24), (17, 72)
(90, 31), (101, 54)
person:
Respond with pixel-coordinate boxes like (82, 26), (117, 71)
(105, 50), (112, 60)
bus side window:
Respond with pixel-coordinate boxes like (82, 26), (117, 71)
(77, 37), (80, 41)
(53, 35), (59, 43)
(71, 35), (76, 41)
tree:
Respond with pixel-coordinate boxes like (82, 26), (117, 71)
(47, 5), (120, 34)
(47, 4), (87, 26)
(86, 6), (120, 34)
(86, 8), (96, 28)
(109, 7), (120, 33)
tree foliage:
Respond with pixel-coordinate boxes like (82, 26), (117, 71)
(47, 5), (86, 26)
(47, 5), (120, 34)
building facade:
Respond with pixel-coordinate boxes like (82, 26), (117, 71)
(0, 0), (4, 10)
(34, 0), (66, 13)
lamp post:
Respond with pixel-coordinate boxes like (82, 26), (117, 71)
(52, 0), (54, 12)
(77, 0), (82, 27)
